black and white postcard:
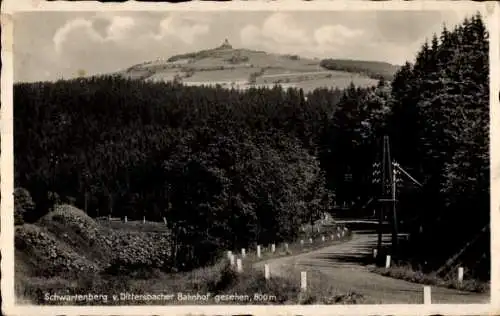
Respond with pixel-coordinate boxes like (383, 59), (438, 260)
(1, 1), (498, 315)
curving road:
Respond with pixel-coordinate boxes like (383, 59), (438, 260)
(254, 231), (489, 304)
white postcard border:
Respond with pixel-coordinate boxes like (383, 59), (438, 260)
(1, 1), (498, 315)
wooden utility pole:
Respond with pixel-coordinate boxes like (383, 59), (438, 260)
(391, 162), (399, 252)
(374, 136), (399, 254)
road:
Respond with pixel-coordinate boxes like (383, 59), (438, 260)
(254, 231), (489, 304)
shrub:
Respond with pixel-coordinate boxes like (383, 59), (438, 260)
(15, 224), (99, 277)
(105, 232), (172, 275)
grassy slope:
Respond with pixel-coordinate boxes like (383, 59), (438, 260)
(117, 46), (398, 92)
(367, 245), (489, 294)
(319, 59), (399, 81)
(372, 264), (489, 294)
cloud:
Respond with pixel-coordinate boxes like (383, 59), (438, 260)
(154, 16), (210, 44)
(314, 25), (364, 46)
(53, 18), (101, 54)
(52, 14), (210, 56)
(240, 13), (311, 52)
(240, 13), (365, 57)
(53, 16), (138, 55)
(106, 16), (136, 41)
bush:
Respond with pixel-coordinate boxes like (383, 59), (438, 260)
(105, 232), (172, 275)
(15, 224), (99, 277)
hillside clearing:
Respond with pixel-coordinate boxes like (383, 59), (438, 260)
(119, 44), (392, 92)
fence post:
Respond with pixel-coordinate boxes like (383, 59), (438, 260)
(257, 245), (261, 258)
(143, 216), (146, 224)
(423, 286), (431, 304)
(264, 264), (270, 280)
(385, 255), (391, 268)
(301, 271), (307, 291)
(124, 216), (128, 223)
(241, 248), (246, 258)
(271, 243), (276, 253)
(236, 259), (243, 273)
(309, 237), (313, 244)
(458, 267), (464, 284)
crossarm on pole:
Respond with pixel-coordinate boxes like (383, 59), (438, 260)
(394, 164), (423, 187)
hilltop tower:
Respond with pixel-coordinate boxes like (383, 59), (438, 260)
(220, 38), (233, 49)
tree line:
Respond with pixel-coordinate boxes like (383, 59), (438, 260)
(14, 13), (489, 275)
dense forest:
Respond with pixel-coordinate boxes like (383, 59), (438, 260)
(14, 14), (489, 277)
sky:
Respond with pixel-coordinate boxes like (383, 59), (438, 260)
(14, 9), (484, 83)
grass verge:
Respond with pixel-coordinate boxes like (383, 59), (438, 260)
(17, 259), (367, 305)
(371, 264), (489, 293)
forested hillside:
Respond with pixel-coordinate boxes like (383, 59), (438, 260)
(319, 59), (399, 81)
(14, 13), (489, 277)
(386, 14), (489, 280)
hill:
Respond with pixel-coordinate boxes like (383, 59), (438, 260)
(115, 40), (399, 92)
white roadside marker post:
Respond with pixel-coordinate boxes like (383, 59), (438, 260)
(236, 259), (243, 273)
(264, 264), (270, 280)
(385, 255), (391, 268)
(458, 267), (464, 284)
(301, 271), (307, 291)
(271, 243), (276, 253)
(241, 248), (246, 258)
(257, 245), (261, 258)
(423, 286), (431, 304)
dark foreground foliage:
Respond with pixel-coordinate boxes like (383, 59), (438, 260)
(14, 14), (489, 278)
